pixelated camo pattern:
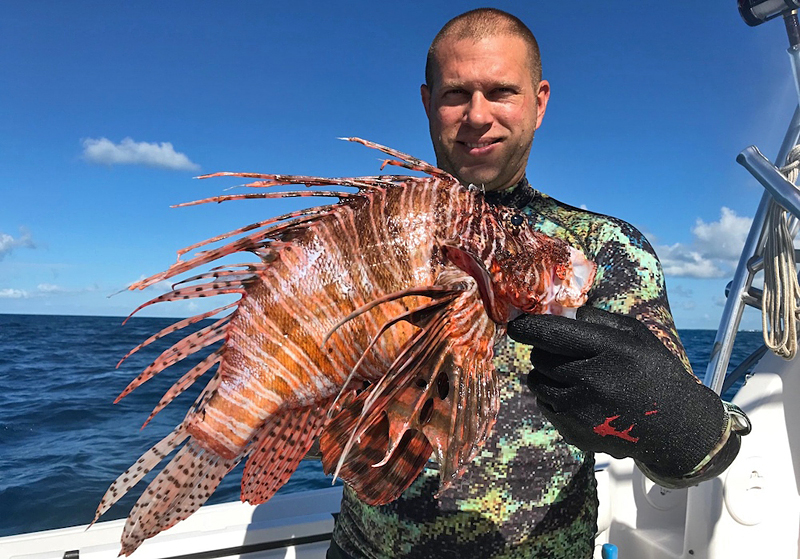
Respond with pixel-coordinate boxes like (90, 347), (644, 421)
(332, 180), (690, 559)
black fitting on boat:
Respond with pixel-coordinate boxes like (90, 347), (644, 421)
(785, 11), (800, 47)
(738, 0), (800, 26)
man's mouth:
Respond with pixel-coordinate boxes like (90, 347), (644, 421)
(460, 138), (500, 147)
(464, 140), (496, 148)
(458, 138), (501, 154)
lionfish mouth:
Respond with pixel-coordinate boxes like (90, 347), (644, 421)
(440, 243), (514, 325)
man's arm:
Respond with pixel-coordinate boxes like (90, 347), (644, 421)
(508, 217), (749, 487)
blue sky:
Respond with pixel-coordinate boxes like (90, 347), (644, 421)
(0, 2), (794, 330)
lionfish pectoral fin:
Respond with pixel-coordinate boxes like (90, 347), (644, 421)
(320, 395), (433, 506)
(240, 396), (334, 505)
(326, 291), (459, 418)
(423, 326), (499, 491)
(391, 286), (500, 494)
(320, 307), (459, 504)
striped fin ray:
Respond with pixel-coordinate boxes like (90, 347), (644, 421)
(197, 172), (395, 190)
(114, 316), (230, 403)
(342, 137), (452, 178)
(127, 277), (252, 312)
(117, 302), (236, 364)
(239, 397), (334, 504)
(140, 349), (223, 428)
(172, 189), (359, 207)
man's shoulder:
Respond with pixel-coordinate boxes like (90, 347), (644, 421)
(529, 191), (651, 254)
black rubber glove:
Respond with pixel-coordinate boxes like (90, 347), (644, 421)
(507, 306), (727, 480)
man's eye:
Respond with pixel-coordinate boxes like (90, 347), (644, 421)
(490, 87), (517, 99)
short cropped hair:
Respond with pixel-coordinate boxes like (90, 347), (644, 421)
(425, 8), (542, 90)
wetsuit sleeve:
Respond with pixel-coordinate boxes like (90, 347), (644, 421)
(581, 218), (747, 487)
(582, 217), (689, 370)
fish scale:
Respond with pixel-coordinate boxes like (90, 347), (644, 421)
(92, 138), (596, 555)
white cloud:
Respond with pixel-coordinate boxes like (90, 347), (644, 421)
(655, 207), (752, 279)
(0, 288), (28, 298)
(0, 284), (98, 299)
(82, 137), (201, 172)
(36, 283), (68, 294)
(0, 227), (35, 261)
(657, 244), (728, 278)
(691, 207), (752, 261)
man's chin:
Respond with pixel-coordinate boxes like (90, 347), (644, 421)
(455, 170), (504, 191)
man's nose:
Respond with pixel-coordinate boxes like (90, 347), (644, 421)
(464, 92), (492, 127)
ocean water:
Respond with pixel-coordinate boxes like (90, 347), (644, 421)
(0, 314), (765, 538)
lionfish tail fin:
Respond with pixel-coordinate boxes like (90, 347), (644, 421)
(92, 423), (190, 526)
(117, 439), (240, 556)
(240, 397), (333, 504)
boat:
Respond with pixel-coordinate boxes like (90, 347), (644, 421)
(4, 2), (800, 558)
(0, 486), (344, 559)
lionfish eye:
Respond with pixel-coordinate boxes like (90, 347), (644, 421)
(510, 214), (525, 226)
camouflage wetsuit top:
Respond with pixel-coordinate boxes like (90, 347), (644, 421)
(331, 180), (690, 559)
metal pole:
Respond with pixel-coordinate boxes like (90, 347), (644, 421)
(703, 39), (800, 393)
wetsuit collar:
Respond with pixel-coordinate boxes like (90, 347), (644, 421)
(484, 177), (537, 209)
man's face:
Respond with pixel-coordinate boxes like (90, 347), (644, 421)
(421, 34), (550, 191)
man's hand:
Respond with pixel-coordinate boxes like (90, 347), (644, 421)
(507, 306), (727, 479)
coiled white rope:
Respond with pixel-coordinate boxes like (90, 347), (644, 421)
(763, 145), (800, 359)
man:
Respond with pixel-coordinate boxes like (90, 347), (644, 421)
(328, 9), (749, 559)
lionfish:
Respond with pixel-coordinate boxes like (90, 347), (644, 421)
(93, 139), (596, 555)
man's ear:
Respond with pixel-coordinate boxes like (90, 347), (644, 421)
(421, 83), (432, 119)
(535, 79), (550, 130)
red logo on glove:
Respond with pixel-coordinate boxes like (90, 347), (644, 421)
(594, 415), (639, 443)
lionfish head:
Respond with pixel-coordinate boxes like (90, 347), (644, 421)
(441, 203), (596, 325)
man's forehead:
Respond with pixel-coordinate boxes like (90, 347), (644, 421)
(432, 35), (534, 85)
(435, 34), (528, 59)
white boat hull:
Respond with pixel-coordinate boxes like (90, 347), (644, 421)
(0, 487), (342, 559)
(594, 349), (800, 558)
